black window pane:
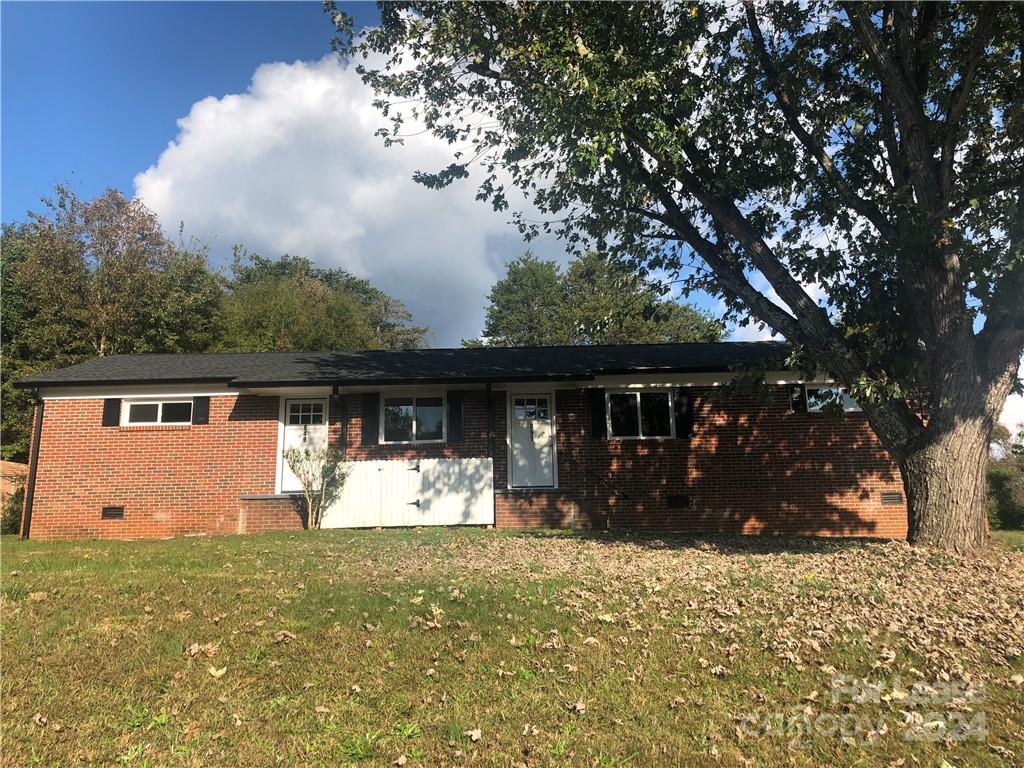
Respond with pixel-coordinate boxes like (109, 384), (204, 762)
(640, 392), (672, 437)
(309, 403), (324, 424)
(383, 398), (414, 442)
(161, 402), (192, 423)
(416, 397), (444, 441)
(609, 393), (639, 437)
(128, 403), (159, 423)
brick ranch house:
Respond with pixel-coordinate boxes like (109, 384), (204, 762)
(15, 342), (908, 540)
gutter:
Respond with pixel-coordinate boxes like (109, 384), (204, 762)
(20, 394), (44, 540)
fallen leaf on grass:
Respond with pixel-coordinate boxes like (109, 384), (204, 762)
(570, 700), (586, 715)
(274, 630), (296, 644)
(185, 642), (218, 658)
(208, 666), (227, 679)
(32, 712), (47, 727)
(464, 728), (481, 742)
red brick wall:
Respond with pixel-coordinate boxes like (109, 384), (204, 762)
(25, 385), (907, 540)
(26, 395), (282, 540)
(492, 386), (907, 538)
(238, 495), (305, 534)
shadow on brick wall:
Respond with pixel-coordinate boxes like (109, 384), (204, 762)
(557, 387), (904, 538)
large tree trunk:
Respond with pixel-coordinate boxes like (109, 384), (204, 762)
(900, 419), (991, 554)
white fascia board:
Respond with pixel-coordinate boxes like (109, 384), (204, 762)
(235, 385), (333, 397)
(586, 371), (831, 388)
(40, 383), (238, 400)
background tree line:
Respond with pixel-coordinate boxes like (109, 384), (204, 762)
(2, 186), (722, 463)
(1, 186), (428, 462)
(464, 251), (722, 347)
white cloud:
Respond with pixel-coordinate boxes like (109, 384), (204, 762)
(1002, 391), (1024, 438)
(135, 55), (562, 346)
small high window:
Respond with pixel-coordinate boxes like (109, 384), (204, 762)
(382, 395), (444, 443)
(805, 385), (861, 412)
(606, 390), (674, 439)
(123, 400), (193, 425)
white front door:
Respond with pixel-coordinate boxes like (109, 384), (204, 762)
(510, 394), (555, 487)
(280, 399), (328, 492)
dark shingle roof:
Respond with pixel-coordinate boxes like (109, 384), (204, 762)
(16, 342), (791, 389)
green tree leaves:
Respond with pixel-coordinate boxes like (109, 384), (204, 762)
(218, 251), (428, 352)
(468, 251), (722, 347)
(1, 189), (429, 461)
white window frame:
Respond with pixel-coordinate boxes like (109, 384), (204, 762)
(285, 399), (326, 426)
(804, 385), (861, 413)
(121, 399), (193, 426)
(605, 388), (676, 440)
(380, 392), (447, 445)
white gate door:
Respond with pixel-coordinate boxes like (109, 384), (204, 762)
(321, 458), (494, 528)
(510, 395), (555, 487)
(419, 459), (495, 525)
(280, 399), (328, 492)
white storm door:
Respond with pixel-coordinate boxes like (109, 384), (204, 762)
(280, 399), (328, 492)
(510, 395), (554, 487)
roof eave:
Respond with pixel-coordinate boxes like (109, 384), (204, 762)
(13, 376), (237, 390)
(231, 373), (592, 388)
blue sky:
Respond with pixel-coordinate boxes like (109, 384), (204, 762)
(2, 1), (601, 346)
(2, 2), (376, 220)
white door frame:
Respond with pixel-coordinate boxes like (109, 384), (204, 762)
(506, 390), (557, 489)
(275, 397), (329, 494)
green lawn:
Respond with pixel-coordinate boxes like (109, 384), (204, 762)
(2, 529), (1022, 767)
(992, 529), (1024, 552)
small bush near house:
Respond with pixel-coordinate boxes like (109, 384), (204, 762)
(283, 446), (348, 529)
(1, 484), (24, 534)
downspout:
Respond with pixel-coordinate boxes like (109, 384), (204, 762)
(332, 384), (346, 457)
(20, 394), (44, 540)
(485, 383), (494, 458)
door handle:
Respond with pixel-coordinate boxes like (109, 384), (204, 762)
(409, 462), (421, 472)
(407, 499), (421, 508)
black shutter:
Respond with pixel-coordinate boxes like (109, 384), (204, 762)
(361, 393), (380, 446)
(332, 396), (348, 449)
(447, 390), (465, 442)
(790, 385), (808, 413)
(102, 398), (121, 427)
(673, 389), (696, 439)
(587, 388), (606, 439)
(191, 396), (210, 425)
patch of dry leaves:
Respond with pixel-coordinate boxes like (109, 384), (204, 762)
(348, 533), (1024, 681)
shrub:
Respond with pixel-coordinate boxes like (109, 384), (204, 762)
(988, 458), (1024, 531)
(1, 485), (25, 535)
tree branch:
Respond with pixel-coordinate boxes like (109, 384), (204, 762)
(616, 143), (925, 452)
(912, 3), (941, 95)
(744, 2), (897, 242)
(976, 189), (1024, 385)
(617, 163), (803, 341)
(844, 2), (941, 209)
(939, 4), (998, 200)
